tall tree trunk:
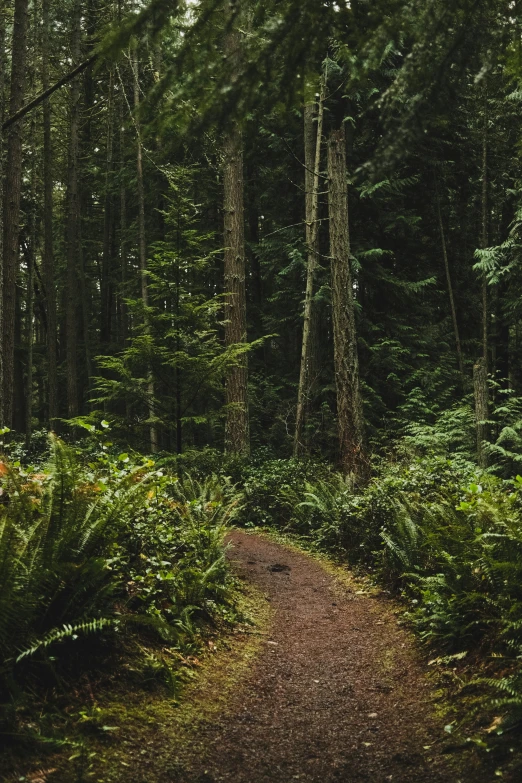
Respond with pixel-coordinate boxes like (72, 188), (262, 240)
(25, 123), (37, 445)
(0, 0), (6, 428)
(65, 1), (81, 417)
(119, 98), (128, 348)
(223, 3), (249, 455)
(327, 126), (367, 480)
(481, 105), (488, 364)
(294, 72), (325, 457)
(42, 0), (58, 427)
(436, 191), (464, 380)
(101, 68), (114, 346)
(132, 46), (158, 453)
(474, 95), (489, 465)
(2, 0), (29, 428)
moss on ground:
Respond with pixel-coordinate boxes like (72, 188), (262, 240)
(2, 580), (272, 783)
(76, 582), (271, 783)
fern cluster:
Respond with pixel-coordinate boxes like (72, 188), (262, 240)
(241, 445), (522, 728)
(0, 437), (238, 730)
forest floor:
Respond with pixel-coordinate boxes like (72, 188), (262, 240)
(6, 530), (514, 783)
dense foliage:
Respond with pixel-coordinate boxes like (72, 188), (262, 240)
(0, 0), (521, 460)
(234, 407), (522, 730)
(0, 434), (238, 736)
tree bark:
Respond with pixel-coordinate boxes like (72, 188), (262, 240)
(474, 357), (489, 468)
(119, 152), (128, 347)
(101, 68), (115, 346)
(2, 0), (29, 428)
(132, 46), (158, 453)
(327, 125), (367, 480)
(25, 119), (37, 445)
(223, 3), (249, 456)
(42, 0), (58, 427)
(472, 94), (489, 466)
(65, 1), (81, 417)
(0, 0), (6, 428)
(294, 73), (325, 457)
(481, 104), (488, 364)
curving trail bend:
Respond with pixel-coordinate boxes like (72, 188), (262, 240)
(175, 530), (478, 783)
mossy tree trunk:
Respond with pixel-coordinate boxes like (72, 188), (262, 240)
(327, 125), (367, 481)
(294, 72), (325, 457)
(223, 1), (249, 456)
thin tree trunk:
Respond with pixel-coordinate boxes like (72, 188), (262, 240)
(132, 46), (157, 453)
(25, 124), (37, 445)
(2, 0), (29, 428)
(327, 125), (367, 481)
(473, 94), (489, 466)
(474, 357), (489, 468)
(42, 0), (58, 427)
(119, 153), (128, 347)
(65, 1), (81, 417)
(77, 210), (92, 387)
(13, 285), (25, 430)
(294, 72), (325, 457)
(176, 199), (182, 455)
(436, 192), (464, 380)
(481, 105), (488, 364)
(101, 68), (114, 346)
(223, 3), (249, 455)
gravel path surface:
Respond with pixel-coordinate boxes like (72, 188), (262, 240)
(175, 530), (481, 783)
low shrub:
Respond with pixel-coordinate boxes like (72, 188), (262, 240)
(237, 458), (333, 528)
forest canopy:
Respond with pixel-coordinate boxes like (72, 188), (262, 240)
(0, 0), (520, 468)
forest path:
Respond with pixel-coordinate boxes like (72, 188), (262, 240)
(174, 530), (480, 783)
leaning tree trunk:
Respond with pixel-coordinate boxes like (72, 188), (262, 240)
(294, 73), (325, 457)
(2, 0), (29, 428)
(223, 3), (249, 456)
(327, 126), (367, 481)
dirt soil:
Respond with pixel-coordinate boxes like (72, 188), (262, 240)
(174, 530), (483, 783)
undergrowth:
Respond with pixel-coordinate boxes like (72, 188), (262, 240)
(0, 434), (239, 751)
(235, 403), (522, 738)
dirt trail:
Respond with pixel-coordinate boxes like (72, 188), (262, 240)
(176, 531), (479, 783)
